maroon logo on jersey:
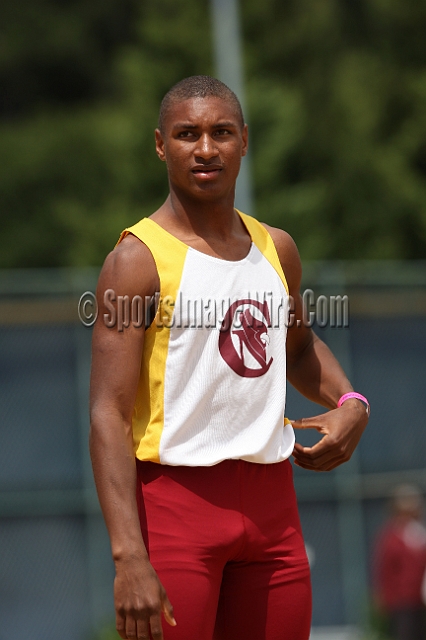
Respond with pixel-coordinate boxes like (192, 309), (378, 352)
(219, 299), (273, 377)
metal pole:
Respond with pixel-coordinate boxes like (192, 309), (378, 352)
(210, 0), (255, 217)
(320, 265), (369, 626)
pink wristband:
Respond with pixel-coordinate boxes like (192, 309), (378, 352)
(337, 392), (370, 416)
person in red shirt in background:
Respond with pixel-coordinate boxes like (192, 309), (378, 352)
(373, 484), (426, 640)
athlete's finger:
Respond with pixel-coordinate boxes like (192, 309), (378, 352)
(291, 414), (328, 431)
(293, 447), (343, 469)
(293, 437), (334, 460)
(293, 459), (324, 472)
(125, 616), (138, 640)
(293, 437), (342, 465)
(136, 618), (150, 640)
(161, 592), (177, 626)
(292, 442), (308, 454)
(116, 613), (127, 639)
(149, 613), (164, 640)
(301, 454), (346, 471)
(293, 452), (343, 471)
(293, 446), (338, 467)
(293, 440), (349, 470)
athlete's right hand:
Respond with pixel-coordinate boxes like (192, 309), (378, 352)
(114, 557), (176, 639)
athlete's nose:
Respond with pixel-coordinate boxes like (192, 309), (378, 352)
(195, 133), (219, 161)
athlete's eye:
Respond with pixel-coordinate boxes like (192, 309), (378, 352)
(177, 131), (196, 139)
(215, 129), (231, 136)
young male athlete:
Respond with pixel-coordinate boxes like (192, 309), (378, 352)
(90, 75), (369, 640)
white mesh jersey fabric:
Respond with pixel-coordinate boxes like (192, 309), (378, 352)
(159, 243), (294, 465)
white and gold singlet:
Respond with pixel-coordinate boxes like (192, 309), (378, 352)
(118, 211), (294, 466)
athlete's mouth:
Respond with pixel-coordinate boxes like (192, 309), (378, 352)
(191, 164), (223, 175)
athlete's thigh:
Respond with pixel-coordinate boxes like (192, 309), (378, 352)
(213, 559), (311, 640)
(154, 563), (222, 640)
(214, 459), (312, 640)
(136, 461), (237, 640)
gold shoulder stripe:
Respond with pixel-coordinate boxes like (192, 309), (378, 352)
(237, 211), (289, 294)
(117, 218), (188, 463)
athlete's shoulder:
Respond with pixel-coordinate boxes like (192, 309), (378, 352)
(261, 223), (302, 294)
(98, 233), (159, 299)
(260, 223), (298, 257)
(110, 232), (154, 268)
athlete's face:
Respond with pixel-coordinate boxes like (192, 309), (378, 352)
(155, 96), (248, 201)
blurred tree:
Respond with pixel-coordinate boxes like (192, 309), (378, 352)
(243, 0), (426, 259)
(0, 0), (212, 267)
(0, 0), (425, 266)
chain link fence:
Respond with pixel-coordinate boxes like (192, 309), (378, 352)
(1, 263), (425, 639)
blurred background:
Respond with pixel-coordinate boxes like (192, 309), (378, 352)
(1, 1), (426, 638)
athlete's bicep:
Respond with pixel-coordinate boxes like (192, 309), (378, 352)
(90, 236), (159, 422)
(261, 224), (313, 361)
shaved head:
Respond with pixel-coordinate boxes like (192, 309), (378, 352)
(158, 75), (245, 133)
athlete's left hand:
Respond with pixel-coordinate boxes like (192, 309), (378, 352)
(291, 399), (369, 471)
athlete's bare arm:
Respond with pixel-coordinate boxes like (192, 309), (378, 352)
(90, 235), (176, 640)
(264, 224), (368, 472)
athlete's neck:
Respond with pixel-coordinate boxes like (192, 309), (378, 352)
(152, 192), (243, 241)
(150, 194), (251, 261)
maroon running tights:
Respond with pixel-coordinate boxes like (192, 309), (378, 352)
(136, 458), (312, 640)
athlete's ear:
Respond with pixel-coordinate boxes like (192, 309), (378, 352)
(155, 128), (167, 162)
(241, 124), (248, 157)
